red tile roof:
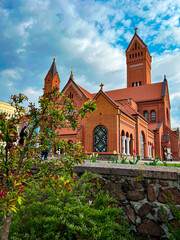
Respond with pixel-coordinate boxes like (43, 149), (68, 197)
(104, 82), (163, 102)
(77, 85), (93, 99)
(148, 122), (160, 131)
(59, 128), (78, 135)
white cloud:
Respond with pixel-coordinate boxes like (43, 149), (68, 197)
(16, 48), (26, 54)
(23, 87), (43, 104)
(0, 68), (23, 80)
(17, 19), (35, 37)
(170, 92), (180, 102)
(171, 116), (180, 129)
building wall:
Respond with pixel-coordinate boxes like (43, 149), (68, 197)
(84, 94), (119, 153)
(0, 101), (16, 118)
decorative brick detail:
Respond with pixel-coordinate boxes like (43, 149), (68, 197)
(147, 184), (156, 202)
(138, 203), (151, 217)
(130, 181), (143, 189)
(159, 180), (169, 187)
(158, 188), (180, 204)
(126, 190), (145, 201)
(137, 219), (164, 236)
(123, 205), (136, 224)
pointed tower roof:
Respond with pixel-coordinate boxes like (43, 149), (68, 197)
(126, 27), (147, 53)
(49, 58), (58, 77)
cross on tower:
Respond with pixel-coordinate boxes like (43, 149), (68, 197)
(100, 83), (104, 91)
(134, 27), (138, 34)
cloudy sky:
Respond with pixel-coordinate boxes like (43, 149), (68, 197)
(0, 0), (180, 128)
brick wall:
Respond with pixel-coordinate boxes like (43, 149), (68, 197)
(75, 162), (180, 239)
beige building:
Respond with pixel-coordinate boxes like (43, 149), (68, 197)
(0, 100), (16, 118)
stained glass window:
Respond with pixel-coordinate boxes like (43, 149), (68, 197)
(93, 125), (108, 152)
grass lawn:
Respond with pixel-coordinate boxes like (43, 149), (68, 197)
(157, 163), (180, 167)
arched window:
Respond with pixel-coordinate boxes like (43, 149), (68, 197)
(151, 110), (156, 121)
(167, 108), (169, 122)
(93, 125), (108, 152)
(144, 111), (148, 121)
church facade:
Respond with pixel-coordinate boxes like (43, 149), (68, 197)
(43, 31), (180, 160)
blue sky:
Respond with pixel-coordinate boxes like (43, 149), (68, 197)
(0, 0), (180, 128)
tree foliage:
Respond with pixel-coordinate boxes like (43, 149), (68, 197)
(0, 88), (96, 239)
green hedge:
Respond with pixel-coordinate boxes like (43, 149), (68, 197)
(9, 172), (134, 240)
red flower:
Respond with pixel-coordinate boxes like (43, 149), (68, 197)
(68, 189), (71, 192)
(122, 147), (124, 150)
(133, 148), (136, 153)
(152, 146), (155, 149)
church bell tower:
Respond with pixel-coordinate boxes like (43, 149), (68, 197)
(43, 54), (60, 93)
(126, 28), (152, 88)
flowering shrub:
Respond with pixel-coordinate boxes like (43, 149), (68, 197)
(8, 172), (134, 240)
(0, 87), (96, 240)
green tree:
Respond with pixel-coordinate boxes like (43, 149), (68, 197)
(0, 87), (96, 240)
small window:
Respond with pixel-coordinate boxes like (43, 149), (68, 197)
(136, 82), (138, 86)
(144, 111), (148, 121)
(141, 52), (143, 56)
(135, 43), (137, 50)
(135, 53), (137, 57)
(132, 83), (134, 87)
(69, 92), (73, 99)
(132, 54), (134, 58)
(138, 47), (140, 49)
(132, 48), (134, 50)
(138, 52), (140, 57)
(151, 110), (156, 121)
(129, 54), (131, 59)
(139, 81), (142, 86)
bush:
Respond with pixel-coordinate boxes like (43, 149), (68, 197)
(9, 172), (134, 240)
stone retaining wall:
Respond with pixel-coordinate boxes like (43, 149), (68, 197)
(75, 163), (180, 240)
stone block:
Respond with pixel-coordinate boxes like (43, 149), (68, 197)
(159, 180), (169, 187)
(126, 190), (145, 201)
(130, 181), (143, 189)
(138, 203), (151, 217)
(157, 207), (169, 222)
(137, 219), (164, 236)
(123, 205), (136, 224)
(147, 184), (156, 202)
(158, 188), (180, 204)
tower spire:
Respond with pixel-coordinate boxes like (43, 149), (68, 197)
(69, 66), (74, 81)
(43, 56), (60, 93)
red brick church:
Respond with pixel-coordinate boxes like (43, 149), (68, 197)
(43, 29), (180, 160)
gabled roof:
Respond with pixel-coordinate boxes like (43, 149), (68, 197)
(94, 90), (119, 109)
(61, 73), (90, 100)
(126, 33), (147, 52)
(104, 82), (164, 102)
(49, 58), (58, 77)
